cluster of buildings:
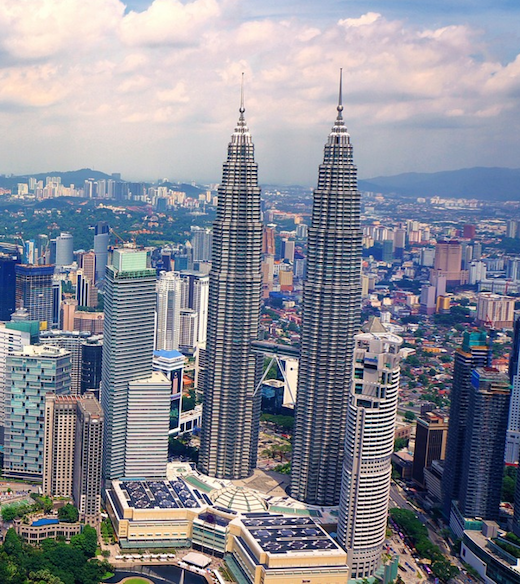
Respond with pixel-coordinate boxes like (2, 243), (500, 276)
(5, 79), (520, 584)
(0, 84), (409, 584)
(9, 174), (217, 210)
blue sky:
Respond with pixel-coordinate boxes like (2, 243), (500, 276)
(0, 0), (518, 184)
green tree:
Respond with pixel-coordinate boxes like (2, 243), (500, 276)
(502, 466), (517, 503)
(57, 504), (79, 523)
(394, 437), (408, 452)
(181, 388), (197, 412)
(404, 411), (416, 421)
(27, 569), (65, 584)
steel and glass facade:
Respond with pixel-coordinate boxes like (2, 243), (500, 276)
(198, 102), (263, 479)
(291, 90), (362, 505)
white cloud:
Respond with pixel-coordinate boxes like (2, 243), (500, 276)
(120, 0), (221, 46)
(0, 0), (517, 181)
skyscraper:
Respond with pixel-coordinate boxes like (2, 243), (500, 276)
(337, 319), (402, 579)
(15, 264), (55, 325)
(4, 345), (71, 480)
(94, 221), (109, 284)
(412, 411), (449, 488)
(433, 240), (462, 287)
(457, 368), (510, 521)
(55, 233), (74, 268)
(156, 271), (182, 351)
(442, 330), (492, 519)
(507, 313), (520, 464)
(198, 86), (263, 479)
(101, 249), (157, 480)
(291, 74), (362, 505)
(43, 392), (104, 526)
(0, 251), (20, 321)
(0, 324), (31, 441)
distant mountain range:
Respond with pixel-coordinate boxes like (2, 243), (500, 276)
(358, 167), (520, 200)
(3, 166), (519, 201)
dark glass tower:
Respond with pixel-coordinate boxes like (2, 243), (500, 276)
(291, 75), (362, 505)
(198, 90), (263, 479)
(458, 368), (510, 520)
(0, 252), (20, 321)
(441, 330), (492, 519)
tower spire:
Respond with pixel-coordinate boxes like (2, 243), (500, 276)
(337, 68), (343, 119)
(337, 68), (343, 116)
(240, 72), (245, 117)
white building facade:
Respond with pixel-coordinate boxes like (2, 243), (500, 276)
(337, 320), (402, 579)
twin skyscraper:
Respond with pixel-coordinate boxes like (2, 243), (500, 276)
(199, 73), (363, 504)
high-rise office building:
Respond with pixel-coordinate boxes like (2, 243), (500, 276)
(81, 336), (103, 398)
(190, 226), (212, 263)
(125, 372), (170, 479)
(507, 312), (520, 464)
(198, 91), (263, 480)
(433, 240), (462, 287)
(0, 252), (20, 321)
(15, 264), (55, 325)
(412, 411), (449, 488)
(458, 368), (510, 521)
(153, 349), (184, 434)
(94, 221), (109, 284)
(43, 392), (104, 526)
(101, 249), (157, 480)
(442, 330), (492, 519)
(0, 324), (31, 441)
(4, 345), (71, 480)
(156, 271), (182, 351)
(80, 251), (96, 283)
(55, 233), (74, 268)
(39, 330), (91, 395)
(291, 76), (362, 505)
(337, 319), (402, 579)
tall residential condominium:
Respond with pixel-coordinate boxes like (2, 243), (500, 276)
(442, 330), (491, 519)
(291, 76), (362, 505)
(476, 292), (515, 328)
(337, 319), (402, 579)
(456, 368), (510, 522)
(43, 392), (104, 526)
(198, 91), (263, 480)
(180, 271), (209, 346)
(15, 264), (55, 325)
(101, 249), (158, 480)
(412, 411), (449, 488)
(156, 271), (183, 351)
(4, 345), (71, 480)
(507, 313), (520, 464)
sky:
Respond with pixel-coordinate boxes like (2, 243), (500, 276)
(0, 0), (519, 185)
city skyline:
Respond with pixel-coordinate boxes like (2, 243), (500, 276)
(0, 0), (519, 185)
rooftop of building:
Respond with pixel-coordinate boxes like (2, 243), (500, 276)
(239, 514), (341, 555)
(16, 344), (70, 358)
(113, 478), (201, 511)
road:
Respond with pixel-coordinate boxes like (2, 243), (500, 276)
(389, 481), (477, 584)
